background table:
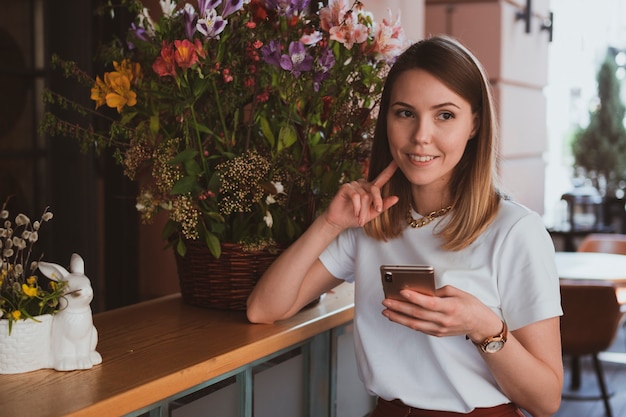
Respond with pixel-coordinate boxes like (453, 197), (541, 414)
(555, 251), (626, 282)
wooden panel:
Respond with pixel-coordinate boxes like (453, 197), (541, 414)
(0, 283), (355, 417)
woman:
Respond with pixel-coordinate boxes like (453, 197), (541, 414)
(247, 36), (563, 417)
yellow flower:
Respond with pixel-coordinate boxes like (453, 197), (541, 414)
(90, 75), (108, 109)
(11, 310), (21, 320)
(104, 71), (137, 113)
(27, 275), (37, 285)
(113, 59), (141, 84)
(21, 283), (38, 297)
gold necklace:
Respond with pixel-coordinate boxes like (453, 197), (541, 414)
(407, 205), (453, 228)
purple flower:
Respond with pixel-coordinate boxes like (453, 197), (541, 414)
(197, 8), (227, 39)
(183, 4), (199, 39)
(198, 0), (222, 15)
(265, 0), (310, 16)
(129, 23), (150, 42)
(261, 40), (283, 68)
(221, 0), (244, 18)
(279, 41), (314, 78)
(313, 48), (335, 91)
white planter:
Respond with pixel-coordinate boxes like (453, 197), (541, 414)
(0, 314), (53, 374)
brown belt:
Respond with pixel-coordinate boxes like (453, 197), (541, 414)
(372, 398), (525, 417)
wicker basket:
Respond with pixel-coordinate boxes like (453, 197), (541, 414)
(174, 240), (282, 310)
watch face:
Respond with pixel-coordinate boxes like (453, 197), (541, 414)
(485, 341), (504, 353)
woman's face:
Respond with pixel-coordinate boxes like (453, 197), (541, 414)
(387, 68), (477, 194)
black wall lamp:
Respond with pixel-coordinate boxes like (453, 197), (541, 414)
(541, 12), (554, 42)
(515, 0), (532, 34)
(515, 0), (553, 43)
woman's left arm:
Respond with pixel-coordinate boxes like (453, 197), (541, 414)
(382, 288), (563, 417)
(480, 316), (563, 417)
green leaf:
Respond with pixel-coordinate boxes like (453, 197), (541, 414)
(149, 114), (160, 134)
(176, 238), (187, 257)
(183, 159), (203, 176)
(278, 124), (297, 152)
(259, 116), (275, 147)
(171, 176), (198, 194)
(205, 232), (221, 258)
(170, 148), (198, 164)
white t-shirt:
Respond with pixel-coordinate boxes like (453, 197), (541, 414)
(319, 199), (562, 413)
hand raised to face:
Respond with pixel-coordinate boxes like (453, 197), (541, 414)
(325, 161), (399, 229)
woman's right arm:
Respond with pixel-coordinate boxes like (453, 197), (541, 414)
(246, 213), (346, 323)
(247, 161), (399, 324)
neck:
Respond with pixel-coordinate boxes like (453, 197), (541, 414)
(411, 184), (451, 216)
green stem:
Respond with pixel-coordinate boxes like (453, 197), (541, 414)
(210, 78), (228, 147)
(189, 104), (211, 185)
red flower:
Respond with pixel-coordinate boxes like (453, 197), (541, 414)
(174, 39), (200, 70)
(152, 41), (177, 77)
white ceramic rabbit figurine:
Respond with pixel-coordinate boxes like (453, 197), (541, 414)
(38, 253), (102, 371)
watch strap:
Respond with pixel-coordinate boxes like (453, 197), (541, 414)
(467, 320), (508, 353)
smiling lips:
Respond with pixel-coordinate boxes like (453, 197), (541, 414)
(409, 154), (436, 162)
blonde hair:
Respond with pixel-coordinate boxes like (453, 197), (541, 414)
(364, 36), (501, 251)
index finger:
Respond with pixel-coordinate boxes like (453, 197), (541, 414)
(371, 160), (398, 188)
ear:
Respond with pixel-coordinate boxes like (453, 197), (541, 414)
(70, 253), (85, 275)
(38, 261), (69, 282)
(469, 113), (480, 139)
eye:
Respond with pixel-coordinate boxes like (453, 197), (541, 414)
(437, 111), (454, 121)
(395, 109), (414, 118)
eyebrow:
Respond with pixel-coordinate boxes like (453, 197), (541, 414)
(391, 101), (462, 110)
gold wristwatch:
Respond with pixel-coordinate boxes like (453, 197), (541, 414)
(472, 321), (508, 353)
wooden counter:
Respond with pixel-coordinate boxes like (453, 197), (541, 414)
(0, 283), (355, 417)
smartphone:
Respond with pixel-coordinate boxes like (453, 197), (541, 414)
(380, 265), (436, 300)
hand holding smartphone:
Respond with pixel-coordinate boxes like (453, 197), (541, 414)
(380, 265), (436, 300)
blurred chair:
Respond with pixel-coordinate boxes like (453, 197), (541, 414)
(577, 233), (626, 255)
(560, 281), (626, 417)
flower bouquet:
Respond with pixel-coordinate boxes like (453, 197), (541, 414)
(0, 200), (67, 333)
(41, 0), (406, 259)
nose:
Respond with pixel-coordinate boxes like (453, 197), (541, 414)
(412, 117), (432, 145)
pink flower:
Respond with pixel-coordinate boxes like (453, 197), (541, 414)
(371, 10), (406, 63)
(319, 0), (345, 32)
(329, 15), (369, 49)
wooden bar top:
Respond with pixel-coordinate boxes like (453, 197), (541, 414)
(0, 283), (354, 417)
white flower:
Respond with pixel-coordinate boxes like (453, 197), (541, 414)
(266, 195), (277, 205)
(272, 181), (286, 194)
(138, 8), (157, 37)
(13, 237), (27, 250)
(0, 210), (8, 219)
(263, 210), (274, 228)
(160, 0), (177, 17)
(15, 214), (30, 226)
(42, 212), (53, 222)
